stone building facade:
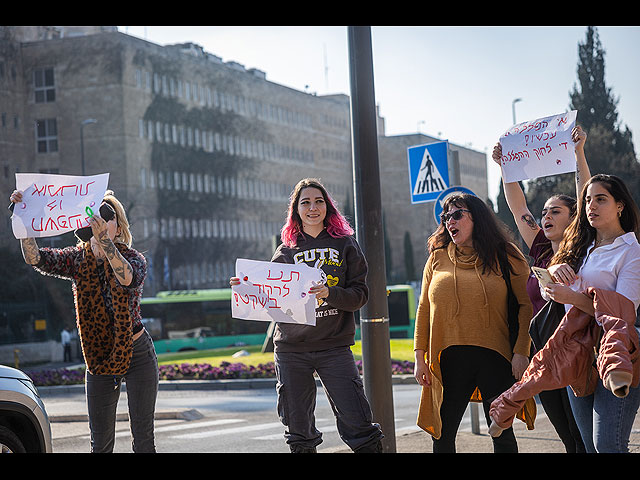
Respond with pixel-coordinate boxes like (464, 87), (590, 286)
(0, 26), (488, 348)
(1, 26), (354, 296)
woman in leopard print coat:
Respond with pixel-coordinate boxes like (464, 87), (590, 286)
(10, 189), (158, 453)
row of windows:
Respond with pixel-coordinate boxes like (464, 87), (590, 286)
(136, 68), (314, 129)
(141, 216), (280, 242)
(138, 118), (316, 164)
(139, 167), (349, 206)
(135, 67), (348, 132)
(140, 168), (289, 200)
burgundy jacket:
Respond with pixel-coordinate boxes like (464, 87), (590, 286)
(490, 288), (640, 429)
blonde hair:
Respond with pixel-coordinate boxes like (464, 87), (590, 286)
(103, 190), (132, 247)
(77, 190), (133, 248)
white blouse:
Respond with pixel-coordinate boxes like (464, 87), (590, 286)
(570, 232), (640, 311)
(542, 232), (640, 312)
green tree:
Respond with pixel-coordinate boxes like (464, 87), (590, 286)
(526, 26), (639, 219)
(403, 231), (416, 282)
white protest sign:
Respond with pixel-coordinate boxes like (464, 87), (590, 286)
(11, 173), (110, 239)
(499, 111), (577, 183)
(232, 258), (326, 326)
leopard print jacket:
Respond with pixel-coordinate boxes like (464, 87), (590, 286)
(35, 243), (147, 375)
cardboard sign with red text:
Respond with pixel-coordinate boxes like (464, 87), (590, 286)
(11, 173), (109, 239)
(232, 258), (325, 325)
(499, 111), (577, 183)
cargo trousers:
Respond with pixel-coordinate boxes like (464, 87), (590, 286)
(274, 345), (383, 452)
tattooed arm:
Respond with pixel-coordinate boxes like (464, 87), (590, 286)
(90, 215), (134, 286)
(492, 142), (541, 249)
(20, 238), (41, 265)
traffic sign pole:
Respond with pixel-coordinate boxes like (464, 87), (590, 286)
(348, 25), (396, 453)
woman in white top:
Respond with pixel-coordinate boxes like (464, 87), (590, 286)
(543, 173), (640, 452)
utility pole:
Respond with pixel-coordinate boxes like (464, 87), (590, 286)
(347, 26), (396, 453)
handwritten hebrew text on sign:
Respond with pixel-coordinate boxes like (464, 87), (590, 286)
(232, 258), (325, 325)
(499, 111), (577, 183)
(11, 173), (110, 239)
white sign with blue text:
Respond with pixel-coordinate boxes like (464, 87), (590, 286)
(407, 141), (449, 204)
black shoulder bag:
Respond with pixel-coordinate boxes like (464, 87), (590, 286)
(528, 300), (565, 352)
(498, 251), (520, 351)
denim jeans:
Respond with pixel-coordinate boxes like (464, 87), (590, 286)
(274, 346), (383, 451)
(567, 380), (640, 453)
(85, 329), (159, 453)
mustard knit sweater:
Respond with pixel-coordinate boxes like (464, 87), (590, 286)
(413, 242), (534, 438)
(414, 242), (533, 361)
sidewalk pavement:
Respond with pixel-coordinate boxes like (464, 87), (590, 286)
(30, 363), (640, 453)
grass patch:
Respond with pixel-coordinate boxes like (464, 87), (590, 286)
(157, 339), (415, 368)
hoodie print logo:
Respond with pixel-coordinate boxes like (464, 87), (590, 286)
(293, 247), (342, 267)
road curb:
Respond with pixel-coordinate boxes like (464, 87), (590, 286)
(49, 408), (204, 423)
(39, 374), (418, 397)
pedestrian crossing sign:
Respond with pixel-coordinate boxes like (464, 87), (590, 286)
(407, 141), (450, 204)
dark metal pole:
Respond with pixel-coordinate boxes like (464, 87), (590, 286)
(80, 125), (85, 176)
(347, 26), (396, 453)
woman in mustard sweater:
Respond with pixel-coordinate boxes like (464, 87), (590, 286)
(413, 193), (534, 453)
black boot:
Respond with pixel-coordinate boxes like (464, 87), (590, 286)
(354, 439), (383, 453)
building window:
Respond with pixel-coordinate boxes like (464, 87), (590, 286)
(35, 118), (58, 153)
(34, 68), (55, 103)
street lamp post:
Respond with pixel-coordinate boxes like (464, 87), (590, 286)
(512, 98), (522, 125)
(80, 118), (97, 175)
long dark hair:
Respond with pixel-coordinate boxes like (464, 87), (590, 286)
(428, 193), (522, 274)
(551, 174), (640, 271)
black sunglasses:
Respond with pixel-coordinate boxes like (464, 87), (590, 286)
(440, 208), (470, 223)
(74, 203), (116, 242)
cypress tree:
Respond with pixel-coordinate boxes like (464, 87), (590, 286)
(526, 26), (639, 218)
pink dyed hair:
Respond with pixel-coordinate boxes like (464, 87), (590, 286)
(280, 178), (354, 247)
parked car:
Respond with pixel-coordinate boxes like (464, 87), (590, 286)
(0, 365), (52, 453)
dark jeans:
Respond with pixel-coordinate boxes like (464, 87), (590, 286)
(434, 345), (518, 453)
(274, 346), (383, 451)
(85, 329), (159, 453)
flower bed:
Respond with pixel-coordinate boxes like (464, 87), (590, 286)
(27, 367), (86, 387)
(27, 360), (415, 387)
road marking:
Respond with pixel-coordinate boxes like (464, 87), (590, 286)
(170, 421), (284, 440)
(80, 418), (247, 440)
(156, 418), (245, 433)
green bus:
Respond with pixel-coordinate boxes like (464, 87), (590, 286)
(140, 285), (416, 353)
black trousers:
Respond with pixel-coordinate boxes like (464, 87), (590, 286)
(538, 387), (585, 452)
(434, 345), (518, 453)
(85, 330), (159, 453)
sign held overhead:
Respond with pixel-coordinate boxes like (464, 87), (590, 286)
(499, 111), (577, 183)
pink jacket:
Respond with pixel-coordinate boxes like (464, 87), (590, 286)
(490, 288), (640, 430)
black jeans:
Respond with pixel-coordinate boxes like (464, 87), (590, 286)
(538, 387), (585, 453)
(85, 329), (159, 453)
(434, 345), (518, 453)
(274, 346), (383, 451)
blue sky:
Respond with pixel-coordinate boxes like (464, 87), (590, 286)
(117, 26), (640, 203)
